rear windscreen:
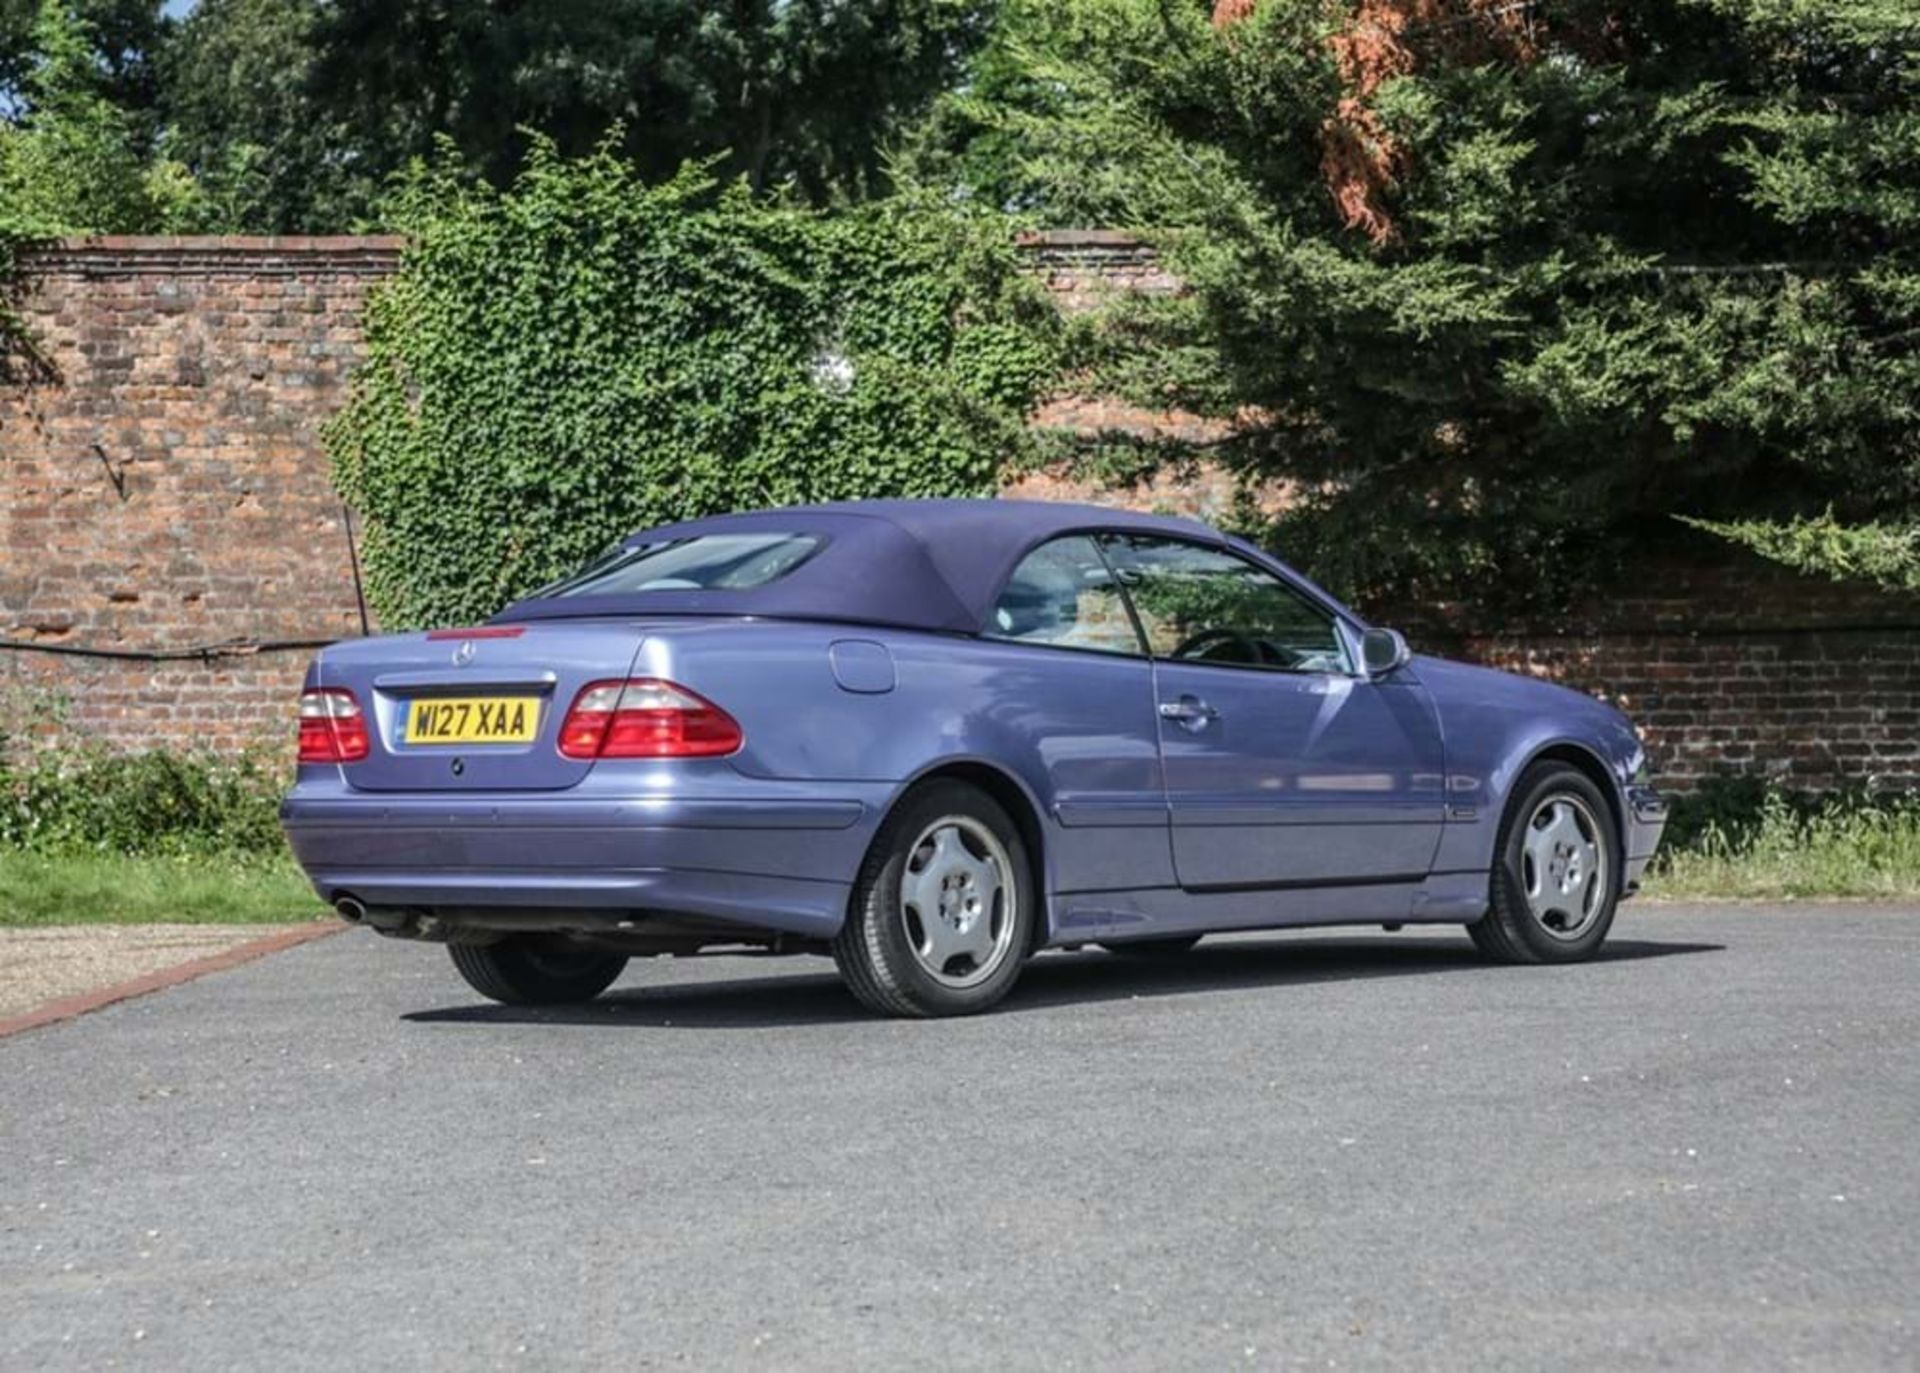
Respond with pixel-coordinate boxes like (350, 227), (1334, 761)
(537, 533), (825, 599)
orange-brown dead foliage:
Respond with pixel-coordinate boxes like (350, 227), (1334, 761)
(1217, 1), (1559, 244)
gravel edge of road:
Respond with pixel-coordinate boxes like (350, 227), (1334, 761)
(0, 923), (342, 1039)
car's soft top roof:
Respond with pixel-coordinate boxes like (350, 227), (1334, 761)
(493, 499), (1233, 633)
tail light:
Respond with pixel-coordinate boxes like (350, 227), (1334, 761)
(557, 678), (742, 759)
(298, 688), (370, 763)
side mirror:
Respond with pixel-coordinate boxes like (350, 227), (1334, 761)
(1360, 627), (1411, 677)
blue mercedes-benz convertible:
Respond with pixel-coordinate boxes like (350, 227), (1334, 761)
(282, 499), (1668, 1017)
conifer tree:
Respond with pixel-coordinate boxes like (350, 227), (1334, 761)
(919, 1), (1920, 607)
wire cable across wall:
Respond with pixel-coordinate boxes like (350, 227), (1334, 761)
(0, 637), (342, 663)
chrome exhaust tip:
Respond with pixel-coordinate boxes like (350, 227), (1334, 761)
(334, 895), (368, 924)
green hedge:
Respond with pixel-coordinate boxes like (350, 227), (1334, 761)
(328, 138), (1061, 629)
(0, 748), (286, 858)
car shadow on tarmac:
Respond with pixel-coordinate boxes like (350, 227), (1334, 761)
(402, 935), (1723, 1030)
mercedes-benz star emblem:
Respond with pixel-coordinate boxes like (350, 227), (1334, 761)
(452, 640), (476, 667)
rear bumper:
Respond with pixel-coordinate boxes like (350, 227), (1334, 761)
(1623, 783), (1669, 891)
(280, 778), (891, 941)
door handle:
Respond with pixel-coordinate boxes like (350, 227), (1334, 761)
(1159, 696), (1219, 730)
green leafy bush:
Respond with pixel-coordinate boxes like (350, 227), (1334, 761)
(0, 0), (203, 238)
(328, 136), (1061, 629)
(0, 748), (287, 858)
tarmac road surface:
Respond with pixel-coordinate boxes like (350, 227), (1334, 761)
(2, 902), (1916, 1370)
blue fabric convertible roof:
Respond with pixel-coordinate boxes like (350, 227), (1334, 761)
(493, 499), (1231, 634)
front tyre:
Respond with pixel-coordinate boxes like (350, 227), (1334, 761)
(448, 936), (629, 1006)
(833, 780), (1035, 1017)
(1470, 762), (1621, 965)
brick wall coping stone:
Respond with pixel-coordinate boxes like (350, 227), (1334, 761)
(24, 229), (1128, 258)
(16, 230), (1149, 277)
(1014, 229), (1148, 247)
(20, 235), (407, 276)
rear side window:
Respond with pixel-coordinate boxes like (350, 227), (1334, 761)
(538, 534), (824, 599)
(985, 535), (1144, 657)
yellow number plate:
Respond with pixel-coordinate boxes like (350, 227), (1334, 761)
(405, 696), (540, 746)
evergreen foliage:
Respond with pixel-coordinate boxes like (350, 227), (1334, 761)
(0, 0), (197, 235)
(9, 1), (999, 232)
(1686, 511), (1920, 593)
(0, 0), (165, 120)
(916, 0), (1920, 611)
(158, 0), (365, 233)
(150, 0), (998, 228)
(327, 138), (1060, 629)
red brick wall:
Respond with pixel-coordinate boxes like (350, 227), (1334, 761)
(3, 232), (1916, 793)
(2, 237), (398, 754)
(1394, 561), (1920, 793)
(1009, 230), (1243, 516)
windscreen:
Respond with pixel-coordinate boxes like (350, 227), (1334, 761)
(536, 534), (825, 599)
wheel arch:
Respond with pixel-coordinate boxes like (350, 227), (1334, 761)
(870, 758), (1055, 949)
(1517, 741), (1627, 857)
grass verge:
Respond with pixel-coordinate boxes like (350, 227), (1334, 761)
(1644, 792), (1920, 901)
(0, 852), (328, 926)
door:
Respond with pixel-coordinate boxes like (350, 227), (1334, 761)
(976, 534), (1171, 894)
(1096, 534), (1445, 891)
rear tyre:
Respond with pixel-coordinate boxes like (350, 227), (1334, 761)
(833, 780), (1035, 1018)
(1099, 935), (1202, 957)
(1469, 762), (1620, 965)
(448, 936), (629, 1006)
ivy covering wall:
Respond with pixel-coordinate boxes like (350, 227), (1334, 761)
(327, 139), (1060, 629)
(0, 232), (23, 366)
